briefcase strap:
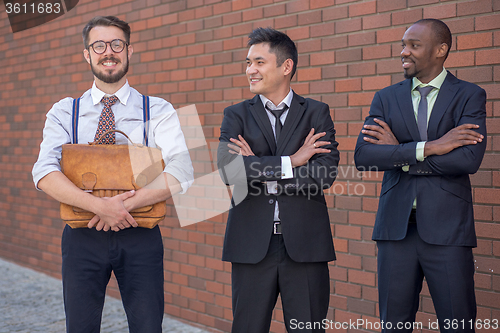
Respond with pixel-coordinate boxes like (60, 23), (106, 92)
(72, 95), (151, 145)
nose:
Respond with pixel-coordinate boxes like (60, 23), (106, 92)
(246, 63), (257, 75)
(401, 46), (410, 57)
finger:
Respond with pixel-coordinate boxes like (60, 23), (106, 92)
(312, 148), (331, 154)
(96, 220), (105, 231)
(456, 123), (480, 130)
(309, 132), (327, 143)
(237, 135), (253, 151)
(304, 128), (316, 144)
(363, 125), (385, 133)
(363, 136), (381, 144)
(116, 190), (135, 200)
(312, 140), (331, 148)
(103, 224), (110, 232)
(126, 214), (138, 228)
(229, 138), (243, 147)
(227, 143), (240, 150)
(362, 130), (383, 139)
(373, 118), (390, 130)
(88, 215), (100, 228)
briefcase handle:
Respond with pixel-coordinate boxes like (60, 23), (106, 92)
(90, 129), (143, 147)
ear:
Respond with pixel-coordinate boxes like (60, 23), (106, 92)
(83, 48), (91, 64)
(436, 42), (448, 60)
(282, 58), (294, 77)
(127, 44), (133, 61)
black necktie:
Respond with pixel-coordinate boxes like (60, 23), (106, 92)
(416, 86), (433, 141)
(266, 105), (289, 141)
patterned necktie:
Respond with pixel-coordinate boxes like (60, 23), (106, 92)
(416, 86), (433, 141)
(266, 105), (289, 141)
(94, 96), (118, 144)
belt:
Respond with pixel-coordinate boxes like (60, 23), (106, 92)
(409, 209), (417, 224)
(273, 222), (282, 234)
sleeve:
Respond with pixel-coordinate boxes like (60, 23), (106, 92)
(354, 91), (419, 171)
(217, 103), (340, 193)
(150, 98), (194, 193)
(408, 87), (487, 176)
(32, 98), (73, 190)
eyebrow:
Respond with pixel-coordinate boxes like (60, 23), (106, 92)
(402, 38), (421, 42)
(246, 56), (266, 61)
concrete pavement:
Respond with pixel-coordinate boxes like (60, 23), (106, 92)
(0, 258), (209, 333)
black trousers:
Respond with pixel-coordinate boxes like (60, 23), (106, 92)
(61, 225), (164, 333)
(377, 223), (476, 333)
(231, 234), (330, 333)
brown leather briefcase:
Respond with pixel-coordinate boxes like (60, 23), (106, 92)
(60, 130), (166, 229)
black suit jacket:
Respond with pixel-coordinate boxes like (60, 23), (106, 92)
(355, 72), (487, 247)
(218, 92), (339, 263)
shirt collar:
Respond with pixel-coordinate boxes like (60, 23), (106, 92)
(259, 88), (293, 110)
(412, 67), (447, 92)
(91, 80), (131, 106)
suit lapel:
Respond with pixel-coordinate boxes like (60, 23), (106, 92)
(395, 79), (421, 141)
(277, 92), (306, 156)
(248, 95), (277, 154)
(427, 72), (459, 140)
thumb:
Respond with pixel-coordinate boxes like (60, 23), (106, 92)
(117, 190), (135, 200)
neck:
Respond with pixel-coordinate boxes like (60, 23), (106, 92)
(94, 77), (127, 95)
(263, 85), (291, 106)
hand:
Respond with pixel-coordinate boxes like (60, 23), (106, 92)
(362, 118), (399, 145)
(228, 135), (255, 156)
(424, 123), (484, 156)
(88, 190), (138, 232)
(290, 128), (331, 167)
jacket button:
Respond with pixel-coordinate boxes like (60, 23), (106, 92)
(269, 199), (274, 204)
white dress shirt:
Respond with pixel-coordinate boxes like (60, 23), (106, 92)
(259, 89), (294, 222)
(33, 81), (194, 193)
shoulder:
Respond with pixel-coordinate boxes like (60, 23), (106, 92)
(47, 89), (91, 118)
(223, 98), (255, 115)
(131, 88), (176, 116)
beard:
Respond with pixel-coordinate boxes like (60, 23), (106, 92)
(89, 52), (129, 84)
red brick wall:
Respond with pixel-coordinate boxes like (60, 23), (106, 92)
(0, 0), (499, 332)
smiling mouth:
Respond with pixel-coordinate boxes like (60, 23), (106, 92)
(402, 58), (414, 69)
(99, 58), (119, 67)
(249, 78), (262, 83)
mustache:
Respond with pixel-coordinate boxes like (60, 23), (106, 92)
(98, 57), (121, 65)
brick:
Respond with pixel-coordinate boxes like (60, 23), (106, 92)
(323, 6), (349, 21)
(264, 4), (285, 18)
(377, 0), (407, 13)
(310, 51), (335, 66)
(336, 18), (362, 34)
(348, 32), (376, 47)
(349, 62), (376, 77)
(408, 0), (439, 5)
(322, 35), (348, 50)
(349, 1), (376, 17)
(363, 45), (392, 60)
(445, 51), (475, 68)
(362, 75), (392, 90)
(348, 269), (376, 286)
(392, 9), (423, 26)
(349, 92), (376, 107)
(423, 3), (457, 19)
(457, 33), (493, 50)
(297, 68), (321, 81)
(336, 78), (362, 93)
(336, 48), (362, 63)
(335, 281), (362, 297)
(286, 0), (309, 14)
(446, 17), (475, 34)
(456, 67), (493, 83)
(457, 0), (493, 16)
(311, 22), (335, 38)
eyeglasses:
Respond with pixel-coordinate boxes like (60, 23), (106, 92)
(88, 39), (128, 54)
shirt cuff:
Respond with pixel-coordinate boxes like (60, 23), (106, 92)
(416, 141), (426, 162)
(281, 156), (293, 179)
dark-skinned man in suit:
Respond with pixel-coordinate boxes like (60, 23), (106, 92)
(355, 19), (486, 332)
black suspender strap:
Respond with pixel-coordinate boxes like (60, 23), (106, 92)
(72, 95), (151, 145)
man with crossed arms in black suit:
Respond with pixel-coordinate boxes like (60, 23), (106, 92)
(355, 19), (486, 332)
(218, 28), (339, 332)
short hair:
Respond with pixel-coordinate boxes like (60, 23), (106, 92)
(82, 16), (131, 48)
(414, 19), (452, 60)
(248, 27), (298, 80)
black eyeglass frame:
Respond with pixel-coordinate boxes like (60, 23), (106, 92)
(87, 39), (128, 54)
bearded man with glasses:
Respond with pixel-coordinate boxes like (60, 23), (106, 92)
(32, 16), (194, 333)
